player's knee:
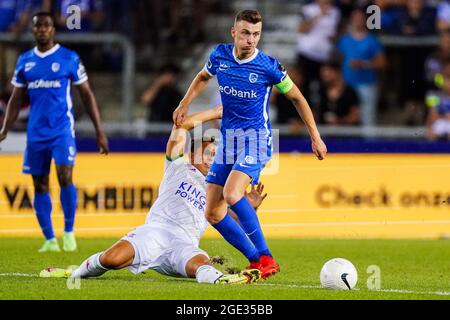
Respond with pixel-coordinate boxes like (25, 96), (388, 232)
(205, 209), (223, 225)
(100, 250), (125, 270)
(33, 177), (49, 193)
(223, 189), (242, 206)
(57, 171), (72, 187)
(185, 255), (210, 278)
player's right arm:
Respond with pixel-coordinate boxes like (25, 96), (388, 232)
(173, 45), (222, 127)
(166, 105), (222, 160)
(172, 69), (213, 127)
(0, 87), (27, 143)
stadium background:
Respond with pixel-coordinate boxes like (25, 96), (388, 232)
(0, 0), (449, 240)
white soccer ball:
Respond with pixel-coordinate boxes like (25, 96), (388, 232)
(320, 258), (358, 290)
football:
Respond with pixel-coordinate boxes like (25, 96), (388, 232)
(320, 258), (358, 290)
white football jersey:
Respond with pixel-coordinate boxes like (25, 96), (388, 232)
(145, 157), (209, 245)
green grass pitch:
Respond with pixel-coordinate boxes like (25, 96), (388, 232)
(1, 238), (449, 300)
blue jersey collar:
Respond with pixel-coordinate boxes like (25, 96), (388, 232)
(232, 46), (259, 64)
(33, 44), (61, 58)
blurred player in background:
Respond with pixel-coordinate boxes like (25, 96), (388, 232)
(41, 107), (263, 285)
(173, 10), (327, 279)
(0, 12), (109, 252)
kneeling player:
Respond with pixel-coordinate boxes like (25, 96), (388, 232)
(40, 106), (264, 284)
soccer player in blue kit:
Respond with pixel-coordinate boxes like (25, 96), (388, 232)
(173, 10), (327, 279)
(0, 12), (109, 252)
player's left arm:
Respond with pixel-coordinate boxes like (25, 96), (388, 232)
(76, 81), (109, 154)
(277, 78), (327, 160)
(166, 105), (223, 160)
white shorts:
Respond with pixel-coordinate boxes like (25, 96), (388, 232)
(121, 222), (208, 278)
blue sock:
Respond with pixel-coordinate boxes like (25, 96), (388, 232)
(230, 196), (272, 257)
(212, 214), (260, 262)
(34, 192), (54, 240)
(60, 184), (77, 233)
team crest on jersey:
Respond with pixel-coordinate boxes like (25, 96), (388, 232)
(51, 63), (60, 72)
(25, 62), (36, 72)
(249, 73), (258, 83)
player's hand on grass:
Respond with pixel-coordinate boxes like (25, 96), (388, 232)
(245, 182), (268, 210)
(173, 104), (188, 127)
(312, 138), (327, 160)
(96, 132), (109, 155)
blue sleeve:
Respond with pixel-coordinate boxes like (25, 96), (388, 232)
(203, 45), (220, 77)
(11, 56), (26, 88)
(268, 57), (288, 85)
(70, 53), (88, 85)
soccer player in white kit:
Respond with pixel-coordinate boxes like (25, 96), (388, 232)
(40, 106), (263, 284)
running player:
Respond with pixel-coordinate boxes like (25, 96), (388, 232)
(0, 12), (109, 252)
(40, 107), (263, 285)
(173, 10), (327, 278)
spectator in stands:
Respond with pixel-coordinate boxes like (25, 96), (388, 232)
(337, 7), (386, 126)
(55, 0), (104, 32)
(317, 61), (360, 125)
(395, 0), (436, 36)
(436, 0), (450, 32)
(0, 1), (45, 88)
(141, 63), (183, 123)
(373, 0), (404, 34)
(425, 28), (450, 92)
(296, 0), (341, 99)
(393, 0), (436, 125)
(425, 64), (450, 141)
(271, 66), (307, 131)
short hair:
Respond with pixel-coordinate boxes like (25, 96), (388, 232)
(32, 12), (54, 24)
(235, 10), (262, 25)
(191, 136), (215, 154)
(323, 60), (342, 72)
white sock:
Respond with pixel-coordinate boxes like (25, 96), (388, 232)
(195, 265), (224, 284)
(71, 252), (109, 278)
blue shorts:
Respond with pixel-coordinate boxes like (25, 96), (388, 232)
(206, 161), (266, 187)
(23, 134), (76, 176)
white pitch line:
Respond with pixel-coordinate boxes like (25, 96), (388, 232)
(262, 220), (450, 228)
(0, 273), (449, 296)
(2, 220), (450, 234)
(0, 273), (37, 277)
(258, 283), (450, 296)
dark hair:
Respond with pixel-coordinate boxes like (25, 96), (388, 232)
(235, 10), (262, 24)
(32, 12), (54, 24)
(191, 136), (215, 154)
(323, 60), (342, 72)
(159, 63), (181, 75)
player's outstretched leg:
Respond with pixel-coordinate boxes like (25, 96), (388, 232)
(224, 171), (279, 279)
(56, 165), (77, 252)
(186, 254), (261, 284)
(40, 240), (135, 278)
(33, 175), (60, 253)
(205, 183), (260, 264)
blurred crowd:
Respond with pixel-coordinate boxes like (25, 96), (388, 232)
(268, 0), (449, 140)
(0, 0), (449, 140)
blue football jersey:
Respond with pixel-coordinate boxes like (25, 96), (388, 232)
(12, 44), (88, 142)
(204, 44), (287, 140)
